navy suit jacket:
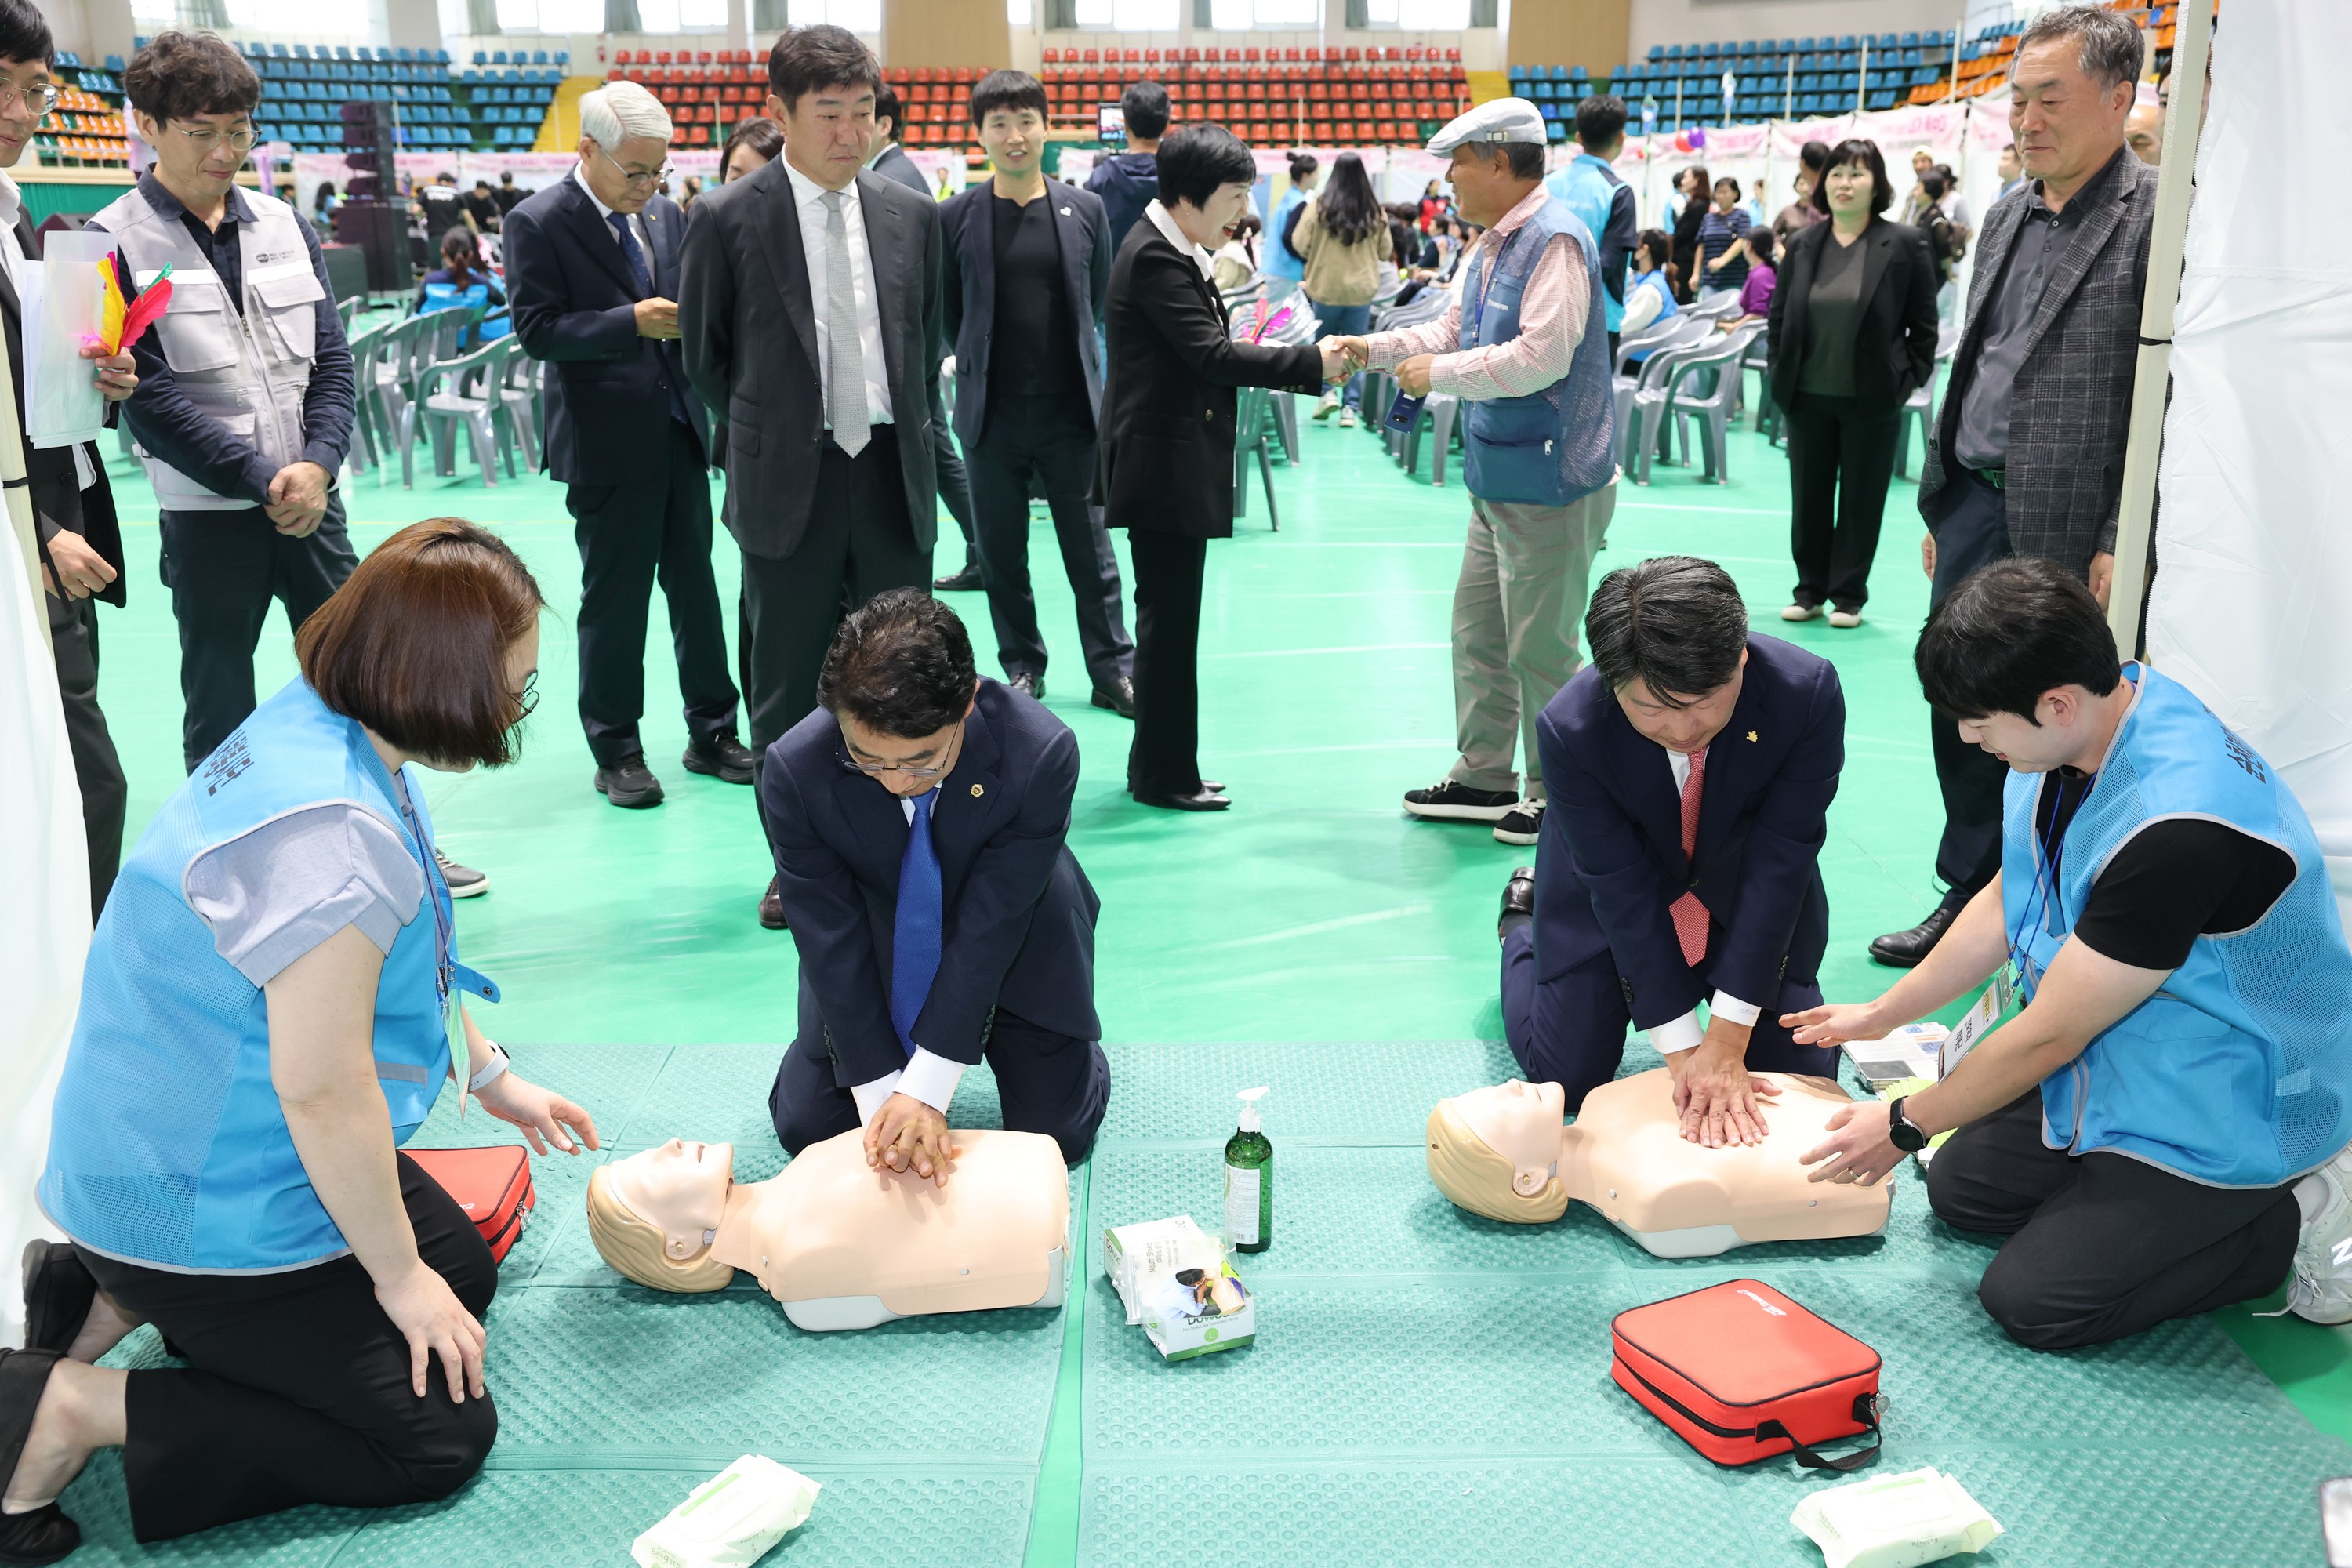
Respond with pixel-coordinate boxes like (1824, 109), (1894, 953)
(503, 173), (707, 486)
(1534, 634), (1844, 1027)
(937, 180), (1112, 449)
(760, 680), (1102, 1088)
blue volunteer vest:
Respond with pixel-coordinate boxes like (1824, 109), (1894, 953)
(41, 679), (497, 1271)
(1458, 196), (1617, 508)
(1546, 154), (1627, 333)
(1265, 185), (1308, 282)
(2003, 666), (2352, 1188)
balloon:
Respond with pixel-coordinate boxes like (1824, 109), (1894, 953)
(1690, 127), (1707, 150)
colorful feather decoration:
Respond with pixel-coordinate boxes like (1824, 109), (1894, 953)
(95, 257), (128, 354)
(87, 256), (174, 354)
(116, 267), (174, 351)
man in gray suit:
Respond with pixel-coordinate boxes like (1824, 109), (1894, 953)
(680, 24), (946, 929)
(1871, 3), (2155, 968)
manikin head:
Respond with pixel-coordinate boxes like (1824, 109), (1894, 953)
(1587, 556), (1751, 756)
(586, 1139), (739, 1292)
(1916, 557), (2129, 775)
(1427, 1080), (1570, 1224)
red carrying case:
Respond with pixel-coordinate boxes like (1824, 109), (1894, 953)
(1610, 1279), (1882, 1471)
(408, 1146), (536, 1263)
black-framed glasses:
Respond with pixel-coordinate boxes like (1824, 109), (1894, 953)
(0, 82), (60, 118)
(512, 670), (540, 722)
(837, 753), (951, 779)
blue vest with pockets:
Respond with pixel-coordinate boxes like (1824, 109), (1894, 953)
(1457, 196), (1617, 508)
(40, 679), (498, 1270)
(1546, 154), (1627, 333)
(2003, 666), (2352, 1188)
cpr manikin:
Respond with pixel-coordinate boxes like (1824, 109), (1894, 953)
(1425, 1072), (1890, 1256)
(586, 1131), (1071, 1330)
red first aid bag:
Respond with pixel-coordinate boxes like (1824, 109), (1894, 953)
(1610, 1279), (1882, 1471)
(408, 1146), (535, 1263)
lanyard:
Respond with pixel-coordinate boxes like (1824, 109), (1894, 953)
(2005, 771), (2089, 989)
(387, 763), (467, 1103)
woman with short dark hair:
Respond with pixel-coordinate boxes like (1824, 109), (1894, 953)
(721, 114), (783, 183)
(3, 519), (600, 1557)
(1096, 125), (1347, 810)
(1766, 138), (1938, 627)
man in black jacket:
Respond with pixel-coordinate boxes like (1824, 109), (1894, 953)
(941, 70), (1131, 712)
(763, 590), (1109, 1173)
(1084, 78), (1166, 252)
(1, 0), (132, 916)
(505, 78), (751, 811)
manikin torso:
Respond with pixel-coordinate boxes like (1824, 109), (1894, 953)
(1443, 1070), (1891, 1256)
(608, 1131), (1072, 1330)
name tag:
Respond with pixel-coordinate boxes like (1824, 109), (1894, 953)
(1940, 964), (2019, 1077)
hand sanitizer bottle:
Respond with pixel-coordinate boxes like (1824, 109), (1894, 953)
(1224, 1087), (1272, 1253)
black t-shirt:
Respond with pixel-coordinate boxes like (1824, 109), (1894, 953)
(462, 190), (500, 228)
(2031, 766), (2298, 971)
(492, 183), (527, 214)
(415, 185), (466, 238)
(989, 191), (1082, 399)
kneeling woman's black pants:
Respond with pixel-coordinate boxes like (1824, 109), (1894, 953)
(79, 1152), (499, 1541)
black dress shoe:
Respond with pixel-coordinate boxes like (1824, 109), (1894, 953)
(594, 753), (664, 808)
(1869, 906), (1959, 967)
(20, 1241), (94, 1359)
(1090, 677), (1137, 719)
(759, 875), (788, 931)
(683, 732), (758, 784)
(0, 1348), (78, 1566)
(1500, 866), (1536, 923)
(935, 561), (984, 592)
(1134, 787), (1230, 811)
(1007, 672), (1043, 699)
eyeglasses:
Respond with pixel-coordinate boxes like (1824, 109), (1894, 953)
(595, 142), (674, 189)
(171, 122), (259, 154)
(837, 753), (951, 779)
(512, 670), (540, 722)
(0, 82), (60, 117)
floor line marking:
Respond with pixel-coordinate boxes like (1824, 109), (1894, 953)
(1197, 903), (1435, 950)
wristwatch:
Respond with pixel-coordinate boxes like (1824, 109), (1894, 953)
(1886, 1094), (1929, 1154)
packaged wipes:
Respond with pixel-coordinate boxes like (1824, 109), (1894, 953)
(631, 1454), (821, 1568)
(1791, 1465), (2002, 1568)
(1102, 1214), (1256, 1360)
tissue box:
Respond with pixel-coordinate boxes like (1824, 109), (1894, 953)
(631, 1454), (821, 1568)
(1103, 1215), (1256, 1361)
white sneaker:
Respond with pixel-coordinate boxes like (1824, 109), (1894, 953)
(1828, 609), (1864, 629)
(1781, 602), (1821, 622)
(2286, 1146), (2352, 1323)
(1338, 407), (1359, 429)
(1312, 391), (1341, 423)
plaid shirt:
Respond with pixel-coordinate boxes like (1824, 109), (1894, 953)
(1920, 148), (2158, 575)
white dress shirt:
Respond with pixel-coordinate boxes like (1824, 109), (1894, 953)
(3, 169), (100, 494)
(782, 158), (894, 426)
(569, 162), (655, 274)
(1143, 198), (1216, 280)
(848, 789), (963, 1121)
(1647, 742), (1760, 1054)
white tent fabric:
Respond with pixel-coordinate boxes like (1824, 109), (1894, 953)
(0, 517), (91, 1350)
(2146, 0), (2352, 925)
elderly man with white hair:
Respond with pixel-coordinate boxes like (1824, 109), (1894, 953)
(504, 78), (754, 812)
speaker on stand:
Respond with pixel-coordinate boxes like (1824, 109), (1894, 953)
(332, 100), (404, 293)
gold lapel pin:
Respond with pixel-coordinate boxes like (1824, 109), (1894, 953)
(970, 783), (985, 797)
(1747, 731), (1759, 742)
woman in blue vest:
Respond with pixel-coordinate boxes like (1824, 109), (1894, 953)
(1790, 560), (2352, 1350)
(1, 520), (598, 1559)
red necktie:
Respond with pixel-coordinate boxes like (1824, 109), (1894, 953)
(1670, 748), (1708, 967)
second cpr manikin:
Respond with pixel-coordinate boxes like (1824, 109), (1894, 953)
(586, 1130), (1072, 1329)
(1426, 1071), (1893, 1256)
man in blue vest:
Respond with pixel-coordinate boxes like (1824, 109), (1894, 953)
(1791, 559), (2352, 1348)
(1330, 98), (1619, 852)
(1545, 94), (1638, 359)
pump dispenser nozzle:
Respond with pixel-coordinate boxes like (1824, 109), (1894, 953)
(1236, 1086), (1269, 1132)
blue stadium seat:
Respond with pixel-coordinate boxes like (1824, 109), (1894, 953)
(1646, 45), (1663, 60)
(1699, 42), (1718, 56)
(1665, 44), (1682, 59)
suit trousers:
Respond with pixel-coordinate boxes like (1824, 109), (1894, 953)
(1784, 391), (1900, 612)
(566, 419), (741, 768)
(937, 419), (977, 568)
(1499, 923), (1838, 1110)
(969, 391), (1133, 691)
(47, 590), (126, 918)
(1447, 481), (1616, 805)
(1124, 529), (1209, 797)
(77, 1155), (499, 1542)
(158, 495), (358, 773)
(1926, 1087), (2298, 1350)
(1927, 466), (2015, 909)
(768, 1002), (1112, 1166)
(738, 423), (930, 752)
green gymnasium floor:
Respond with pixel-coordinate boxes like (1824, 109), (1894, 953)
(51, 404), (2352, 1565)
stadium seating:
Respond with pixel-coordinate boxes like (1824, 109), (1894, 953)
(1017, 50), (1472, 153)
(29, 52), (127, 169)
(214, 41), (567, 155)
(1564, 29), (1958, 130)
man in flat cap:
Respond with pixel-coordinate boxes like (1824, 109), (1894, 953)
(1327, 99), (1619, 853)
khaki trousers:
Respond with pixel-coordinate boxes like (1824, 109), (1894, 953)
(1444, 476), (1616, 804)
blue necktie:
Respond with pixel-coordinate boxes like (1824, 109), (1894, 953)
(608, 210), (694, 430)
(890, 790), (943, 1060)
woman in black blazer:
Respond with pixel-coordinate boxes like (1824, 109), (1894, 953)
(1096, 125), (1340, 811)
(1766, 138), (1939, 627)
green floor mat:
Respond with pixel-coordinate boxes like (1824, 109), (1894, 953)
(1076, 1043), (2352, 1567)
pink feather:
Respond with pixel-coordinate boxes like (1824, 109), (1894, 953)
(116, 276), (174, 350)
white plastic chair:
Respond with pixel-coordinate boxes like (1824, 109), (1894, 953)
(1668, 322), (1766, 484)
(402, 336), (519, 488)
(1894, 321), (1964, 479)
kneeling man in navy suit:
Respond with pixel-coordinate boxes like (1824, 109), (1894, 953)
(763, 590), (1110, 1180)
(1498, 555), (1846, 1148)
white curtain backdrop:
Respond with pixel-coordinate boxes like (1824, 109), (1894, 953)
(2147, 0), (2352, 924)
(0, 507), (92, 1350)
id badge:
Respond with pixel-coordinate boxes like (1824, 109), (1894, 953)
(1938, 964), (2018, 1077)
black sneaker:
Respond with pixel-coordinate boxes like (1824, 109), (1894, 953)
(683, 732), (757, 785)
(434, 846), (488, 898)
(595, 754), (665, 809)
(1401, 779), (1519, 822)
(1493, 800), (1545, 846)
